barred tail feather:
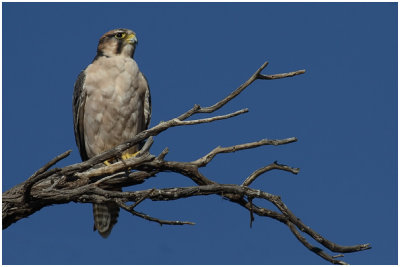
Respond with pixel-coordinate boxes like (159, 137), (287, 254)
(93, 202), (120, 238)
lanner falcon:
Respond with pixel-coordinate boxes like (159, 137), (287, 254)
(72, 28), (151, 238)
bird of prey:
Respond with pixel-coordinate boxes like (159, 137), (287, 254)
(72, 28), (151, 238)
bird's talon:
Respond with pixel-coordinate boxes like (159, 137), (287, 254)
(122, 151), (139, 160)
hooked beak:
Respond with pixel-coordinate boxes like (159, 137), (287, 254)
(126, 33), (138, 45)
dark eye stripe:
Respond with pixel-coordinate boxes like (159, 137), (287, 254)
(106, 32), (124, 38)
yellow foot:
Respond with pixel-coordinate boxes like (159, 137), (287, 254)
(104, 160), (112, 166)
(121, 151), (139, 160)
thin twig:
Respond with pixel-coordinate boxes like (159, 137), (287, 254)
(173, 108), (248, 125)
(27, 150), (72, 180)
(258, 69), (306, 80)
(242, 161), (299, 186)
(129, 189), (155, 210)
(136, 136), (154, 157)
(117, 200), (195, 226)
(156, 148), (169, 161)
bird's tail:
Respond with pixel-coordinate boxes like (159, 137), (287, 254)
(93, 202), (120, 238)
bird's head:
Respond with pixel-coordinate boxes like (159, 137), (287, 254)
(96, 28), (138, 58)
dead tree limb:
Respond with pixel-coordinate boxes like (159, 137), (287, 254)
(2, 61), (370, 264)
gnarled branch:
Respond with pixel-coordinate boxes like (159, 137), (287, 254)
(2, 61), (370, 264)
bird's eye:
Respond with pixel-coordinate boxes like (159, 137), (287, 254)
(115, 32), (126, 39)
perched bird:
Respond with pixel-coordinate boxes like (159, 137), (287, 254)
(72, 28), (151, 238)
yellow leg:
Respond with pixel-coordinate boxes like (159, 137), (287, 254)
(121, 151), (139, 160)
(103, 152), (139, 165)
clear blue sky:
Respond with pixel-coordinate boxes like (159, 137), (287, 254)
(2, 2), (397, 265)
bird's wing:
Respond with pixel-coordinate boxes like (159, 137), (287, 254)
(72, 70), (89, 161)
(141, 72), (151, 130)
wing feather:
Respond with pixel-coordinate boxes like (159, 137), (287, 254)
(72, 70), (89, 161)
(140, 72), (151, 130)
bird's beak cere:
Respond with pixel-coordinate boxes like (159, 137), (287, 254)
(126, 33), (138, 45)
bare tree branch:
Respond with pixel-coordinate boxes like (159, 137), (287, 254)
(2, 60), (370, 264)
(287, 221), (348, 265)
(192, 137), (297, 167)
(117, 200), (195, 226)
(242, 161), (299, 186)
(258, 69), (306, 80)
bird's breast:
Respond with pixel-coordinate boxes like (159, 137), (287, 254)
(83, 57), (146, 157)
